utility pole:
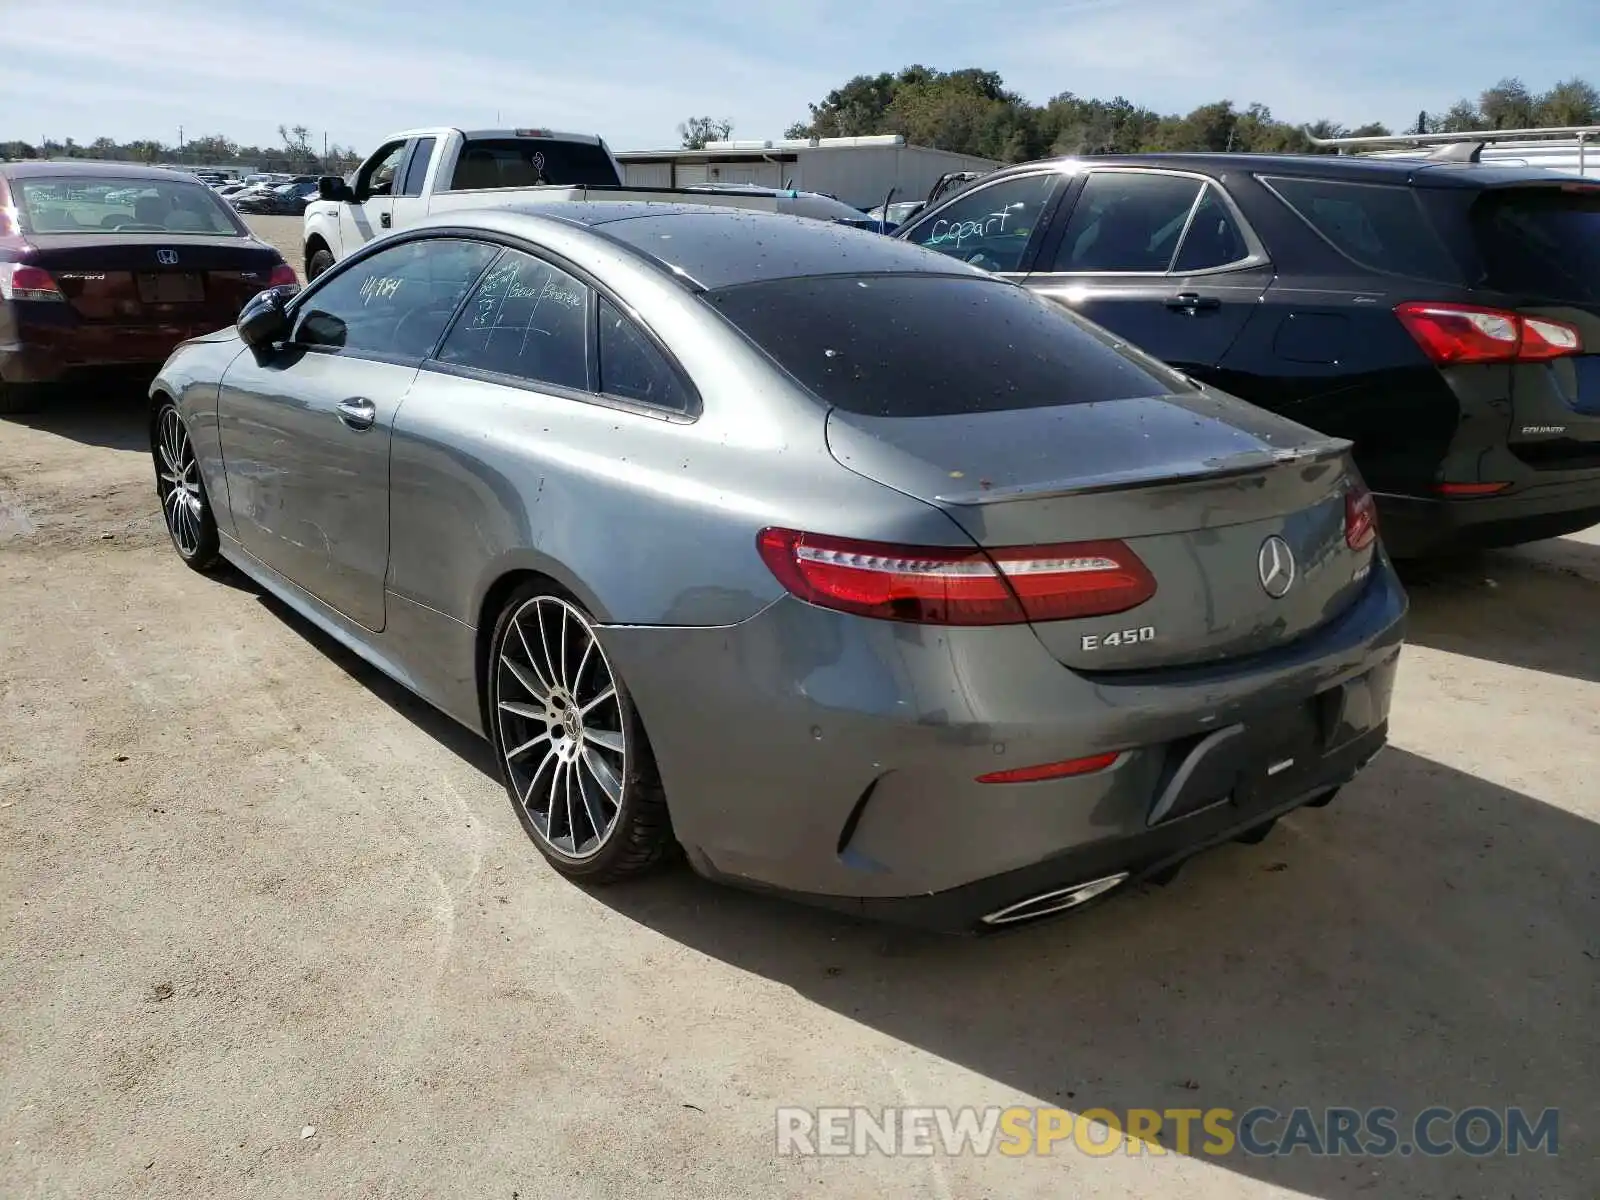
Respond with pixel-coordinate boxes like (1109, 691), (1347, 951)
(178, 125), (184, 162)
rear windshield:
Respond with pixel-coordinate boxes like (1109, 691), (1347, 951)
(703, 274), (1184, 418)
(14, 177), (243, 236)
(1260, 175), (1461, 283)
(449, 139), (621, 190)
(1471, 188), (1600, 302)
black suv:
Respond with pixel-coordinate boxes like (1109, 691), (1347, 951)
(894, 153), (1600, 555)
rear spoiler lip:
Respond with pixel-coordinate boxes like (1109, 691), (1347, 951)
(931, 440), (1353, 506)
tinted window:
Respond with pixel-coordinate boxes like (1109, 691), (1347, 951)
(14, 176), (241, 236)
(1471, 188), (1600, 303)
(598, 298), (692, 411)
(293, 238), (498, 357)
(438, 249), (591, 389)
(1051, 172), (1202, 272)
(705, 275), (1182, 418)
(398, 137), (436, 197)
(449, 139), (622, 190)
(900, 174), (1059, 273)
(1262, 175), (1460, 282)
(1173, 185), (1251, 272)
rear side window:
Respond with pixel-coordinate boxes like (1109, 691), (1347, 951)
(1174, 186), (1251, 272)
(398, 137), (436, 197)
(703, 275), (1183, 418)
(449, 139), (621, 190)
(1050, 172), (1202, 272)
(1470, 188), (1600, 302)
(597, 298), (693, 412)
(437, 248), (592, 390)
(1261, 176), (1460, 282)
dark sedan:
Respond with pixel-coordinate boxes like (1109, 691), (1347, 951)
(233, 177), (320, 216)
(0, 162), (298, 414)
(896, 153), (1600, 556)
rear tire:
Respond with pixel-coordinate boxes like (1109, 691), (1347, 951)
(487, 583), (674, 883)
(153, 402), (222, 572)
(306, 246), (335, 281)
(0, 381), (44, 415)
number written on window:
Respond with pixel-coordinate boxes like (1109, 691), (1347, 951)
(437, 249), (592, 391)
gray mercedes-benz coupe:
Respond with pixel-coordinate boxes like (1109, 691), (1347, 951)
(149, 203), (1407, 931)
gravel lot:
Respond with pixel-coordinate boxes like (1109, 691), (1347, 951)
(0, 216), (1596, 1198)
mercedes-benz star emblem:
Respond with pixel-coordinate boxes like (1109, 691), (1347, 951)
(156, 249), (180, 265)
(1258, 536), (1296, 599)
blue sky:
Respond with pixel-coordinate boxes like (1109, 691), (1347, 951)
(6, 0), (1599, 155)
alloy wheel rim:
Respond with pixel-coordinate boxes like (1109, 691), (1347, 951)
(156, 408), (204, 556)
(495, 596), (627, 860)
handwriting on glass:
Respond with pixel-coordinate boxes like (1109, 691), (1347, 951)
(926, 204), (1022, 249)
(360, 276), (403, 305)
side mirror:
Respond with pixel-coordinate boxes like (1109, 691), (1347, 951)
(317, 175), (356, 203)
(238, 286), (295, 350)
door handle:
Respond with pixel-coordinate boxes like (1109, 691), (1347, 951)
(336, 397), (377, 430)
(380, 213), (391, 228)
(1166, 292), (1221, 311)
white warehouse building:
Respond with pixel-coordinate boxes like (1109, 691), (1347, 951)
(614, 135), (999, 211)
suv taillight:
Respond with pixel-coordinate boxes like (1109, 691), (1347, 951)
(267, 262), (300, 289)
(1395, 301), (1581, 365)
(0, 263), (66, 302)
(1345, 483), (1378, 551)
(756, 528), (1156, 625)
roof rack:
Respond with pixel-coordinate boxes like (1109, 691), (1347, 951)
(1305, 124), (1600, 173)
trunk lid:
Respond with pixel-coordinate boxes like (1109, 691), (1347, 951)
(825, 390), (1374, 672)
(24, 235), (281, 327)
(1467, 186), (1600, 468)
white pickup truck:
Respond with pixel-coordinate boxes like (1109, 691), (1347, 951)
(301, 126), (875, 279)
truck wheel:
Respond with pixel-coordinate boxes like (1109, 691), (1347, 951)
(306, 247), (335, 281)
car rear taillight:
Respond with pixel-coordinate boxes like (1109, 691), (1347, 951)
(0, 263), (66, 302)
(1433, 481), (1511, 497)
(755, 528), (1156, 626)
(1395, 301), (1582, 365)
(1344, 483), (1378, 551)
(267, 262), (299, 288)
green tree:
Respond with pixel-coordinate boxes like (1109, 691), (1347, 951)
(1434, 100), (1482, 133)
(1536, 78), (1600, 127)
(1479, 78), (1536, 129)
(678, 116), (733, 149)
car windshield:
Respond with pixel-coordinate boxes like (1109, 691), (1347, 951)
(704, 273), (1185, 418)
(14, 176), (243, 236)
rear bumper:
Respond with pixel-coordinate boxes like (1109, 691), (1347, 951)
(1, 315), (229, 384)
(599, 555), (1408, 930)
(1375, 477), (1600, 556)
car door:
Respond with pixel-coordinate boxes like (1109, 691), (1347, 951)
(388, 136), (439, 232)
(339, 140), (408, 254)
(1025, 168), (1273, 379)
(896, 169), (1067, 281)
(215, 235), (499, 630)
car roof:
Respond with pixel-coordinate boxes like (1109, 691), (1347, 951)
(448, 202), (987, 290)
(0, 160), (206, 183)
(995, 151), (1592, 189)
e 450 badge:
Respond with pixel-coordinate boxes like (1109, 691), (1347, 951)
(1082, 626), (1157, 651)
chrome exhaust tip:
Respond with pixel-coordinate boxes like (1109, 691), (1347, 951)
(981, 872), (1129, 927)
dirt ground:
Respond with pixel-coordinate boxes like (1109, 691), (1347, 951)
(1, 231), (1597, 1197)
